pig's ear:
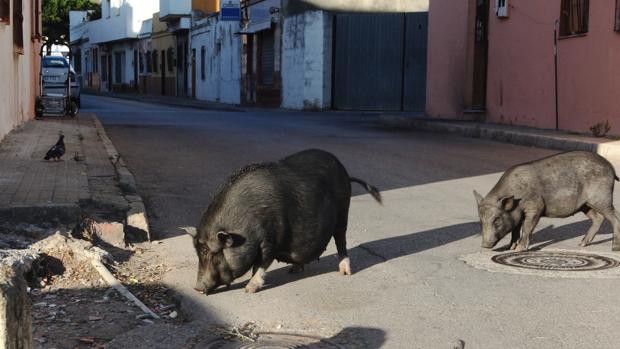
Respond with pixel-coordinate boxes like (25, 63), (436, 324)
(180, 226), (197, 237)
(216, 231), (246, 248)
(499, 196), (517, 211)
(473, 190), (484, 206)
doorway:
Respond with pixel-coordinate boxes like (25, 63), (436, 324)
(161, 49), (166, 95)
(471, 0), (489, 109)
(191, 48), (196, 99)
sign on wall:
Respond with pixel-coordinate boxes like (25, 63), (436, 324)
(221, 0), (241, 21)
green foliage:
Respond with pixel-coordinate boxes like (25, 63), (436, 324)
(43, 0), (100, 40)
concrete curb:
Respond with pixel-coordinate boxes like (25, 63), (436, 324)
(378, 114), (620, 158)
(91, 115), (151, 241)
(84, 91), (245, 113)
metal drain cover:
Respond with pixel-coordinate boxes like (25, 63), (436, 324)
(492, 251), (620, 271)
(202, 333), (345, 349)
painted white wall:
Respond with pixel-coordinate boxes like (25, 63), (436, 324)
(89, 0), (158, 44)
(109, 41), (136, 85)
(0, 0), (39, 141)
(190, 17), (241, 104)
(160, 0), (191, 18)
(281, 10), (331, 110)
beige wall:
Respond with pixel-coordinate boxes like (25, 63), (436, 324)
(192, 0), (219, 14)
(150, 13), (177, 95)
(0, 0), (41, 142)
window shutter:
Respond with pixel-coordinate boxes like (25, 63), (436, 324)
(0, 0), (9, 24)
(13, 0), (24, 53)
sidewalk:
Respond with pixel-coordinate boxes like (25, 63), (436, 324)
(378, 114), (620, 158)
(0, 114), (145, 228)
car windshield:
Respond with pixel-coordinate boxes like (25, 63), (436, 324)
(43, 57), (69, 68)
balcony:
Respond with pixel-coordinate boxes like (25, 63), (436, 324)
(159, 0), (191, 21)
(160, 0), (220, 21)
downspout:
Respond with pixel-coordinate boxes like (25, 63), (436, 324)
(554, 19), (559, 131)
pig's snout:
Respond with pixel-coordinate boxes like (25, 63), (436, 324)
(481, 236), (498, 249)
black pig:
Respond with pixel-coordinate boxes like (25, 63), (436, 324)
(182, 149), (382, 294)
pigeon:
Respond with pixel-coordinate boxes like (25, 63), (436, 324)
(44, 135), (65, 161)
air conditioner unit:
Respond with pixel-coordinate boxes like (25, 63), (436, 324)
(495, 0), (509, 18)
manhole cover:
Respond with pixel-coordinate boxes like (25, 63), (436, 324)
(202, 333), (345, 349)
(492, 251), (620, 271)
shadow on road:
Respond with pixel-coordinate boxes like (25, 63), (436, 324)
(258, 218), (615, 292)
(311, 326), (386, 348)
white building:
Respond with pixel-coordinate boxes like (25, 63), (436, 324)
(70, 0), (159, 92)
(190, 13), (242, 104)
(0, 0), (42, 141)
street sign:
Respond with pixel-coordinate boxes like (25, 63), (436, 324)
(220, 0), (241, 21)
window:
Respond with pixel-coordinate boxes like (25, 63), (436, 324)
(101, 55), (108, 82)
(32, 0), (41, 40)
(114, 51), (123, 84)
(177, 44), (184, 72)
(167, 48), (174, 72)
(0, 0), (9, 23)
(201, 46), (206, 80)
(153, 51), (158, 73)
(560, 0), (589, 37)
(74, 50), (82, 73)
(93, 48), (98, 73)
(495, 0), (509, 18)
(13, 0), (24, 53)
(616, 0), (620, 32)
(42, 57), (69, 68)
(139, 52), (144, 73)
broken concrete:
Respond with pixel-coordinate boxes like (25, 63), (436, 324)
(0, 250), (38, 349)
(92, 221), (126, 248)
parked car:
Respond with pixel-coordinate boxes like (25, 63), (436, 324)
(41, 56), (81, 107)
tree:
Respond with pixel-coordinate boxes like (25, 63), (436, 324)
(43, 0), (100, 41)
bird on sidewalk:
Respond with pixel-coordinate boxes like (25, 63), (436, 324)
(44, 134), (65, 161)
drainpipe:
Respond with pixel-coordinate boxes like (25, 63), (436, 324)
(554, 19), (559, 131)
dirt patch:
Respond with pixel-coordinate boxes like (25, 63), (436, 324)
(4, 231), (184, 349)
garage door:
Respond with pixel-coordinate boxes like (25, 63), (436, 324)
(333, 13), (428, 112)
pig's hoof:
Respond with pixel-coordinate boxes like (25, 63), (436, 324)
(514, 244), (527, 252)
(510, 242), (517, 250)
(288, 264), (304, 274)
(245, 283), (260, 293)
(579, 241), (588, 247)
(612, 245), (620, 252)
(338, 257), (351, 275)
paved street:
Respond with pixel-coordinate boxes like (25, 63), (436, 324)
(84, 94), (620, 348)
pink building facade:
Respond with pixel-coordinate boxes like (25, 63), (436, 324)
(427, 0), (620, 135)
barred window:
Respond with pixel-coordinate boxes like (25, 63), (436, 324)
(560, 0), (589, 37)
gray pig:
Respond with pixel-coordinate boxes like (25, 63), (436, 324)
(474, 151), (620, 251)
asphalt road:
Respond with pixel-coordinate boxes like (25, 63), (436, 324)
(84, 94), (620, 349)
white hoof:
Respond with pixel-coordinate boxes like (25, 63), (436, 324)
(338, 257), (352, 275)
